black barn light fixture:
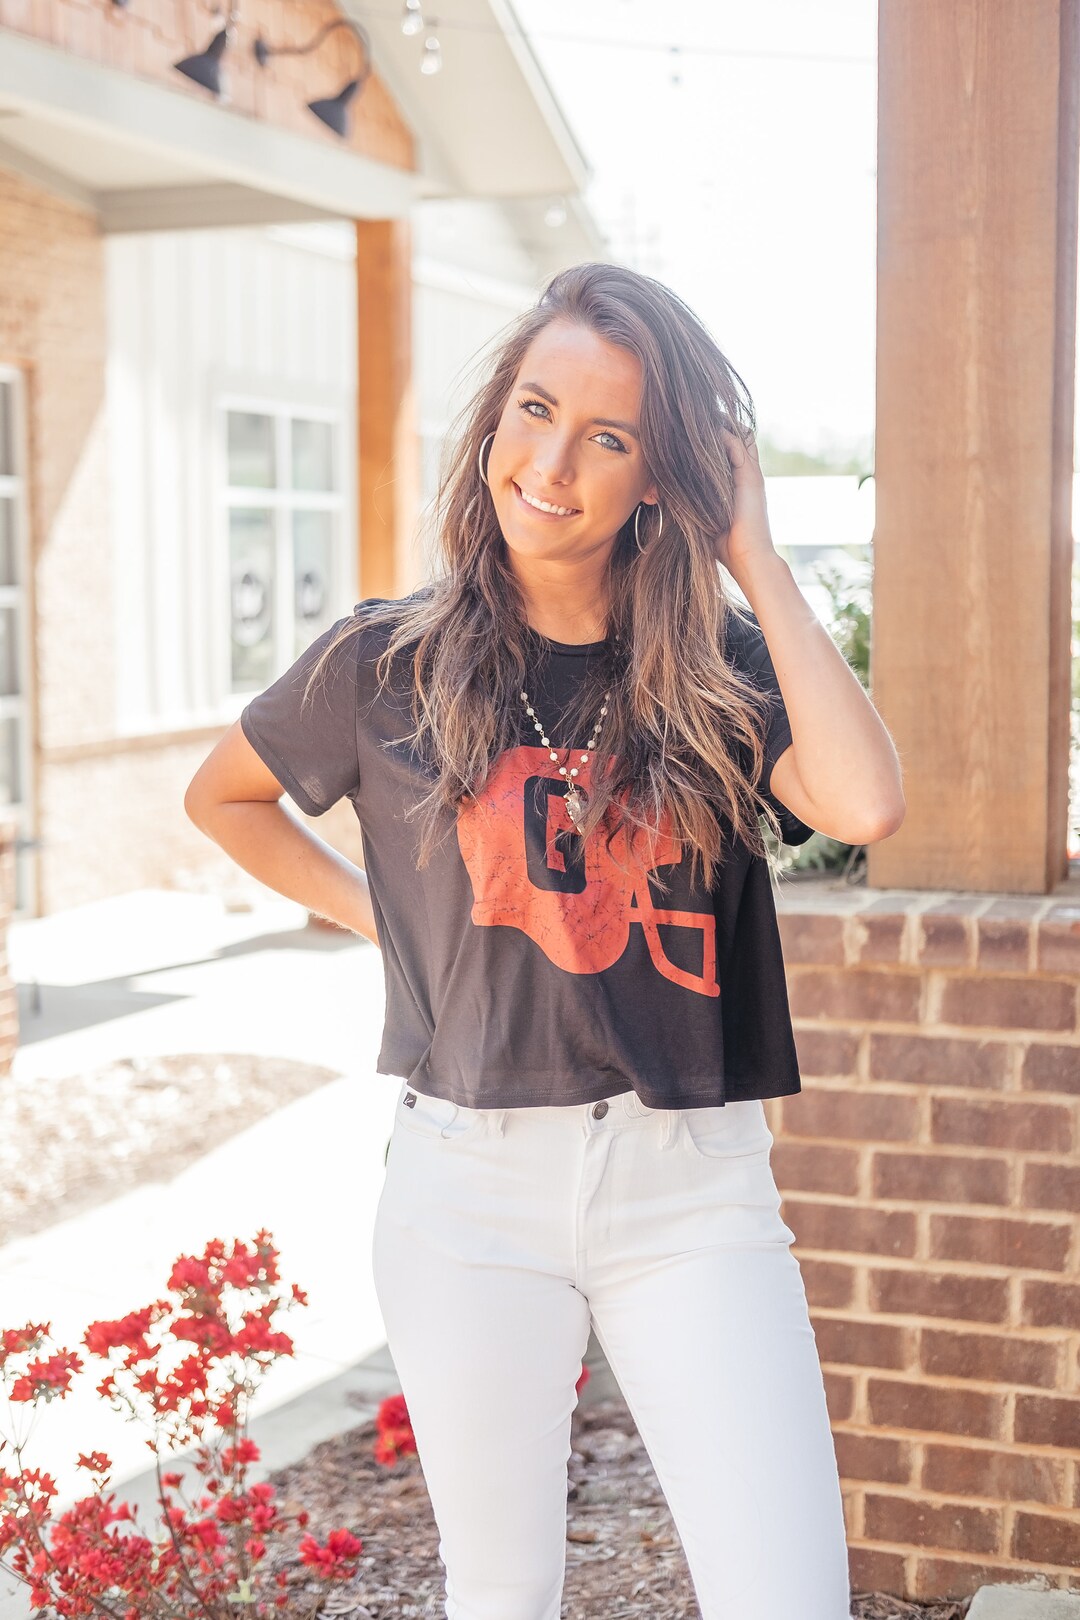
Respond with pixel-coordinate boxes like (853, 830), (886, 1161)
(253, 16), (374, 140)
(173, 8), (240, 100)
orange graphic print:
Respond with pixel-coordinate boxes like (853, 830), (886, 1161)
(456, 745), (719, 997)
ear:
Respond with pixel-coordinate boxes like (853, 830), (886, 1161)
(641, 482), (660, 506)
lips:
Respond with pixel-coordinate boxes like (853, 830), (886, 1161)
(512, 479), (581, 519)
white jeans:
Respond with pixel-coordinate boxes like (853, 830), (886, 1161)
(371, 1083), (853, 1620)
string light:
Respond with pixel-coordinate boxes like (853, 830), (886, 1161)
(420, 27), (442, 74)
(349, 6), (874, 69)
(401, 0), (424, 38)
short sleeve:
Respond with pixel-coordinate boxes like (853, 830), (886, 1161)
(239, 610), (363, 816)
(723, 607), (815, 846)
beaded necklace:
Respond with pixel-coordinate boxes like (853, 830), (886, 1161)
(519, 632), (618, 832)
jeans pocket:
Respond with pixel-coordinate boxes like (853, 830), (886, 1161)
(682, 1101), (773, 1161)
(394, 1086), (486, 1145)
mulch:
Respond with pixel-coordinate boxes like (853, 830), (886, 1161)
(264, 1394), (975, 1620)
(0, 1053), (342, 1245)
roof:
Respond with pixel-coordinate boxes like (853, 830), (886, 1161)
(0, 6), (605, 263)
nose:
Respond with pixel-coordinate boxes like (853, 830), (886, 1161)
(531, 438), (577, 494)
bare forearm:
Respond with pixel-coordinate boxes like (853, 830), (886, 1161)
(729, 549), (906, 831)
(189, 799), (381, 948)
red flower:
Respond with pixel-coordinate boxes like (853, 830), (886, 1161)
(167, 1255), (213, 1294)
(214, 1494), (247, 1524)
(374, 1393), (416, 1465)
(297, 1527), (362, 1574)
(327, 1528), (362, 1558)
(231, 1314), (293, 1358)
(171, 1314), (232, 1355)
(83, 1306), (161, 1361)
(220, 1439), (260, 1472)
(163, 1353), (210, 1402)
(373, 1425), (416, 1465)
(0, 1322), (50, 1359)
(75, 1452), (111, 1476)
(9, 1350), (83, 1403)
(188, 1516), (225, 1550)
(376, 1392), (410, 1430)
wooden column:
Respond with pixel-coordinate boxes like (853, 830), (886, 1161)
(871, 0), (1079, 892)
(354, 218), (418, 601)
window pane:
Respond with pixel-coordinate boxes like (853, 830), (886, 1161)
(229, 508), (275, 690)
(291, 418), (334, 492)
(293, 509), (334, 657)
(0, 381), (13, 479)
(0, 497), (16, 588)
(227, 411), (276, 489)
(0, 716), (20, 805)
(0, 608), (19, 697)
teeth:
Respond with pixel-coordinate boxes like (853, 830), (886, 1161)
(518, 483), (577, 516)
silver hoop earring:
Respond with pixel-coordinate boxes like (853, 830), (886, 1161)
(478, 431), (495, 488)
(634, 501), (663, 553)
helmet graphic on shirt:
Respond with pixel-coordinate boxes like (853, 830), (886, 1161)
(456, 745), (719, 997)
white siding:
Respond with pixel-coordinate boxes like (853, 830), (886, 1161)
(106, 222), (358, 733)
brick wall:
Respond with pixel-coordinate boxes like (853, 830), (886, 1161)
(0, 163), (114, 916)
(768, 879), (1080, 1601)
(37, 731), (366, 913)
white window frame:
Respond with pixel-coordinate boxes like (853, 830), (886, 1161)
(0, 364), (36, 918)
(214, 393), (351, 710)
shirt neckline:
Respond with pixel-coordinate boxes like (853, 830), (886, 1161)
(530, 630), (612, 658)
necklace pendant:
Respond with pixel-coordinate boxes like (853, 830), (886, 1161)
(565, 784), (587, 831)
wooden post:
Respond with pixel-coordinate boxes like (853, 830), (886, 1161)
(354, 217), (418, 601)
(871, 0), (1079, 892)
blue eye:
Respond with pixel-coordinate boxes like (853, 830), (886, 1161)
(516, 397), (627, 454)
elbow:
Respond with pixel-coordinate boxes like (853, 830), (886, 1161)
(857, 796), (907, 845)
(184, 777), (215, 833)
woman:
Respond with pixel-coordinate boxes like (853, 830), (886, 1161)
(186, 261), (904, 1620)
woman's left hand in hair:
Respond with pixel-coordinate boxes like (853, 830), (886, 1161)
(714, 427), (781, 585)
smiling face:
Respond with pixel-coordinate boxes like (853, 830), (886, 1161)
(486, 320), (659, 571)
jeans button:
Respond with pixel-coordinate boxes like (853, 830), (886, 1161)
(592, 1100), (609, 1119)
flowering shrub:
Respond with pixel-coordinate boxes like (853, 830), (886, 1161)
(0, 1232), (365, 1618)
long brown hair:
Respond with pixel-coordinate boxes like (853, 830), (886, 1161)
(307, 260), (791, 891)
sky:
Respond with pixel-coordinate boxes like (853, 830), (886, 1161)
(508, 0), (879, 459)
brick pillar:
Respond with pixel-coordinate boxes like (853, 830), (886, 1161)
(770, 876), (1080, 1601)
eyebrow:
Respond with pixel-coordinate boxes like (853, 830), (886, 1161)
(518, 381), (640, 442)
